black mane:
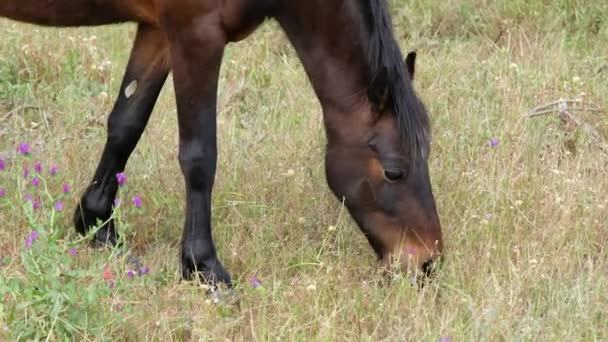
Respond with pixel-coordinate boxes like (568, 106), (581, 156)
(359, 0), (430, 162)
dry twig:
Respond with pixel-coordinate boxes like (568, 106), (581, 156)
(524, 98), (608, 155)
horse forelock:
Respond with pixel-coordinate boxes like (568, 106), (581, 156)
(359, 0), (431, 162)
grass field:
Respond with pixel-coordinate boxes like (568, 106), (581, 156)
(1, 0), (608, 340)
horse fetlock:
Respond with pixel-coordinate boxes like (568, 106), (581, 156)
(181, 242), (231, 285)
(80, 190), (113, 219)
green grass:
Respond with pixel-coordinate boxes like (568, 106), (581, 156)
(1, 0), (608, 340)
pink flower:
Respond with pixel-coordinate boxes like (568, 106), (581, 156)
(32, 177), (40, 187)
(62, 183), (70, 193)
(250, 276), (261, 288)
(55, 201), (64, 212)
(489, 138), (499, 147)
(103, 264), (113, 281)
(49, 165), (57, 175)
(127, 270), (135, 278)
(32, 200), (41, 210)
(132, 196), (142, 208)
(0, 188), (5, 198)
(18, 143), (30, 155)
(104, 265), (116, 288)
(34, 162), (42, 173)
(23, 167), (30, 178)
(69, 248), (77, 256)
(25, 231), (39, 249)
(116, 172), (127, 186)
(0, 159), (5, 171)
(113, 199), (120, 207)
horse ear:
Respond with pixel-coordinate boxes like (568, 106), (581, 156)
(405, 51), (416, 81)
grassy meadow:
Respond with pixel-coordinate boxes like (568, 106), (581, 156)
(1, 0), (608, 340)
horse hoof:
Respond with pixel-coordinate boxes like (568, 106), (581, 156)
(181, 259), (232, 288)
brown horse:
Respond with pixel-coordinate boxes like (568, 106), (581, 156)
(1, 0), (443, 286)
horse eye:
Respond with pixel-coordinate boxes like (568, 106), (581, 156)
(383, 169), (406, 183)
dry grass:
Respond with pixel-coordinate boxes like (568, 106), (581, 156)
(1, 0), (608, 340)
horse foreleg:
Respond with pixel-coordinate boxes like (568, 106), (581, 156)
(74, 24), (170, 246)
(162, 10), (231, 285)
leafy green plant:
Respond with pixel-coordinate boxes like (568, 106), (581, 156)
(0, 147), (151, 340)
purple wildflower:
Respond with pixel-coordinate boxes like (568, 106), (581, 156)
(137, 266), (150, 276)
(116, 172), (127, 186)
(34, 162), (42, 173)
(113, 198), (120, 207)
(23, 194), (33, 202)
(250, 276), (261, 288)
(108, 280), (115, 289)
(69, 248), (77, 256)
(49, 165), (57, 175)
(0, 159), (4, 171)
(439, 337), (451, 342)
(132, 196), (142, 208)
(32, 199), (41, 210)
(55, 201), (64, 212)
(127, 270), (135, 279)
(25, 231), (39, 249)
(408, 247), (415, 255)
(62, 183), (70, 193)
(489, 138), (499, 147)
(23, 167), (30, 178)
(18, 143), (30, 155)
(0, 188), (5, 198)
(32, 177), (40, 187)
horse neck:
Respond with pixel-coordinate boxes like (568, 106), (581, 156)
(276, 1), (374, 143)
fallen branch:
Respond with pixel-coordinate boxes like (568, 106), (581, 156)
(524, 98), (608, 156)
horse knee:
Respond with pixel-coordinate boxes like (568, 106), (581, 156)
(107, 118), (145, 152)
(178, 146), (216, 190)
